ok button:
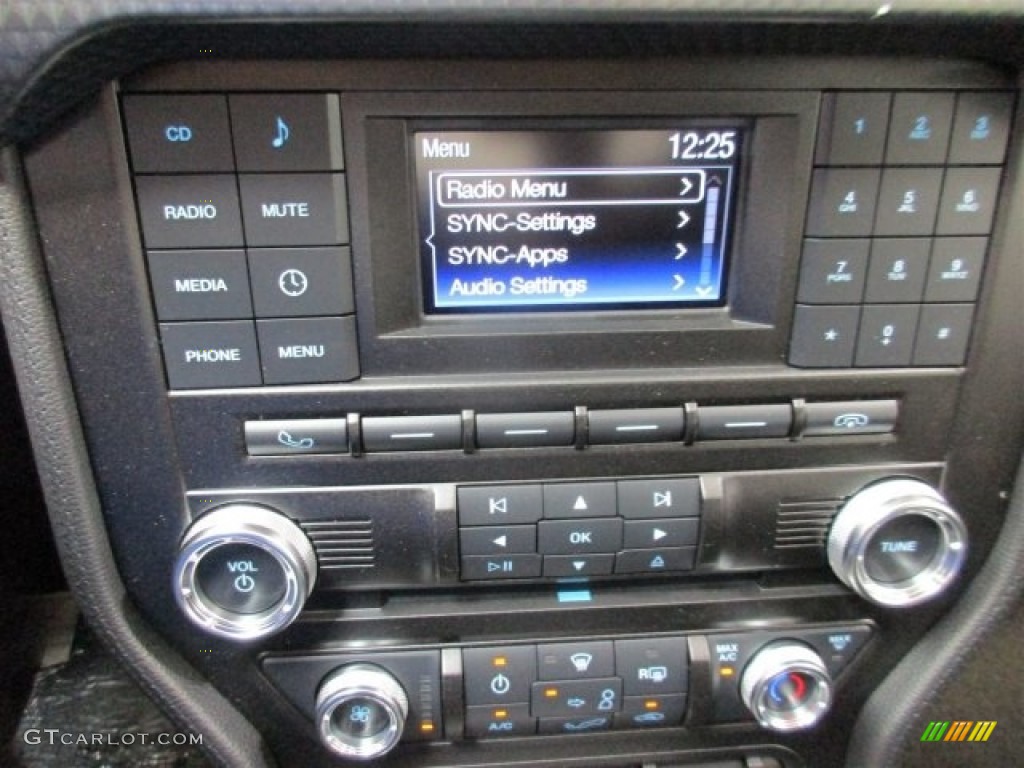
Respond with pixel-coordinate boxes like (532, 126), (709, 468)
(538, 518), (623, 555)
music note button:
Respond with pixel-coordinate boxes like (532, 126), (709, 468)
(229, 94), (343, 171)
(271, 116), (290, 149)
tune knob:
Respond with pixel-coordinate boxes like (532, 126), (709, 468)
(740, 641), (833, 732)
(172, 504), (316, 641)
(315, 664), (410, 760)
(828, 478), (967, 607)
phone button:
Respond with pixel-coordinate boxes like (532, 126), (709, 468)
(245, 418), (349, 456)
(803, 400), (899, 437)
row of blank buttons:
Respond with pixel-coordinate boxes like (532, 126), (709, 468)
(815, 91), (1013, 167)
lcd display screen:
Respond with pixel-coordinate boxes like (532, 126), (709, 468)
(413, 127), (744, 313)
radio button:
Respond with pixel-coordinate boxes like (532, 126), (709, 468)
(461, 554), (542, 581)
(459, 485), (542, 526)
(617, 478), (700, 519)
(864, 238), (931, 304)
(615, 547), (696, 575)
(257, 316), (360, 384)
(936, 167), (1001, 236)
(463, 646), (536, 706)
(123, 94), (234, 173)
(623, 519), (699, 550)
(949, 92), (1014, 165)
(614, 694), (687, 729)
(697, 404), (792, 441)
(363, 415), (462, 452)
(148, 249), (252, 321)
(465, 704), (535, 739)
(816, 92), (892, 166)
(248, 246), (354, 318)
(854, 304), (920, 367)
(229, 93), (344, 172)
(160, 320), (261, 389)
(476, 412), (575, 449)
(239, 173), (349, 247)
(587, 408), (684, 445)
(885, 92), (955, 165)
(925, 237), (987, 303)
(245, 418), (349, 456)
(913, 304), (975, 367)
(873, 168), (943, 237)
(538, 518), (623, 555)
(797, 239), (869, 305)
(530, 678), (622, 718)
(803, 400), (899, 437)
(537, 641), (615, 680)
(615, 637), (688, 696)
(542, 482), (616, 519)
(806, 169), (880, 238)
(460, 525), (536, 556)
(789, 304), (860, 368)
(135, 174), (243, 249)
(542, 555), (614, 578)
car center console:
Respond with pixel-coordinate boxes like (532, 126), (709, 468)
(18, 53), (1024, 767)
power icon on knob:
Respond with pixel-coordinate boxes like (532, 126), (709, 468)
(490, 674), (511, 696)
(233, 573), (256, 593)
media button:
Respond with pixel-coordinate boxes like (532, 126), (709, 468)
(537, 518), (623, 555)
(229, 93), (344, 172)
(257, 316), (360, 384)
(458, 485), (542, 527)
(123, 94), (234, 173)
(239, 173), (349, 247)
(148, 249), (252, 321)
(542, 482), (616, 519)
(248, 246), (354, 318)
(135, 175), (243, 249)
(160, 320), (261, 389)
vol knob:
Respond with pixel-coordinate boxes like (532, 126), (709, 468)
(828, 478), (967, 607)
(172, 504), (316, 641)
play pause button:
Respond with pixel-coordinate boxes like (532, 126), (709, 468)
(461, 555), (542, 581)
(543, 555), (615, 577)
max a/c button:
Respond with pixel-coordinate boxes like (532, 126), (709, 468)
(160, 320), (261, 389)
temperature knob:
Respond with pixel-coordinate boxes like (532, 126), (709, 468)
(172, 504), (316, 641)
(316, 664), (410, 760)
(828, 478), (967, 607)
(740, 642), (832, 731)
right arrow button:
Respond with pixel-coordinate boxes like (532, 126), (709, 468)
(623, 518), (700, 549)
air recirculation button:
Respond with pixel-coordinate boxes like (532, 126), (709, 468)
(173, 504), (317, 641)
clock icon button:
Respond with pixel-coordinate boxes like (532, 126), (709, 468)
(278, 268), (309, 298)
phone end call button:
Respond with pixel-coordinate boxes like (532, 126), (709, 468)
(802, 400), (899, 437)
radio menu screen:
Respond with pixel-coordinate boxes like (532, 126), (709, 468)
(413, 127), (744, 313)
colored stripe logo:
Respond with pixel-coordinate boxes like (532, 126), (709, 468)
(921, 721), (997, 742)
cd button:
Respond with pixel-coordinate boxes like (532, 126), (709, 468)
(697, 404), (792, 440)
(256, 316), (359, 384)
(476, 412), (575, 448)
(463, 646), (537, 706)
(148, 249), (252, 321)
(461, 555), (542, 581)
(542, 482), (617, 519)
(464, 704), (535, 739)
(362, 415), (462, 452)
(458, 485), (542, 527)
(614, 637), (688, 696)
(229, 93), (344, 172)
(542, 555), (614, 578)
(587, 408), (684, 445)
(614, 547), (696, 574)
(239, 173), (349, 247)
(538, 518), (623, 555)
(617, 478), (700, 519)
(248, 246), (354, 318)
(537, 641), (615, 680)
(244, 418), (349, 456)
(460, 525), (536, 556)
(623, 519), (699, 549)
(123, 94), (234, 173)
